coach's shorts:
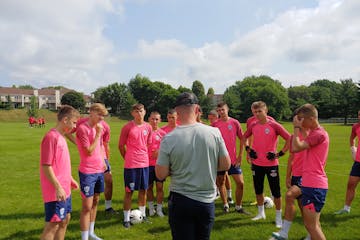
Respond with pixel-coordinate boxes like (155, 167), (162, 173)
(350, 161), (360, 177)
(291, 176), (302, 187)
(148, 166), (165, 184)
(301, 187), (327, 213)
(104, 159), (111, 173)
(124, 167), (149, 192)
(252, 164), (281, 198)
(79, 172), (104, 198)
(44, 196), (72, 222)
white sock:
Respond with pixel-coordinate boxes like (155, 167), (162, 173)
(235, 205), (242, 210)
(123, 210), (130, 222)
(156, 203), (163, 211)
(227, 189), (232, 198)
(139, 205), (146, 217)
(105, 200), (112, 209)
(89, 222), (95, 235)
(148, 201), (154, 210)
(81, 231), (89, 240)
(224, 203), (229, 208)
(276, 209), (282, 218)
(279, 220), (292, 237)
(344, 205), (351, 212)
(258, 205), (265, 216)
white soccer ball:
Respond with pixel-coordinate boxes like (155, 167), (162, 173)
(130, 209), (143, 224)
(264, 196), (274, 209)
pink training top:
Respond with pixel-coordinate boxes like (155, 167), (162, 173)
(119, 121), (152, 168)
(161, 125), (177, 134)
(40, 129), (72, 203)
(148, 128), (166, 166)
(76, 121), (104, 174)
(244, 120), (291, 167)
(101, 120), (110, 158)
(352, 123), (360, 162)
(212, 117), (243, 164)
(290, 134), (307, 177)
(302, 127), (329, 189)
(246, 115), (275, 129)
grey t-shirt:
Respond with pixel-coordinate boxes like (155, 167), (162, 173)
(157, 123), (228, 203)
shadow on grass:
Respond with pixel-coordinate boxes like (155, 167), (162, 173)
(0, 212), (43, 220)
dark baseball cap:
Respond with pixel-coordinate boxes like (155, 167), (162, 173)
(174, 92), (199, 108)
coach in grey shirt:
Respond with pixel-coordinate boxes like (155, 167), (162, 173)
(156, 92), (230, 240)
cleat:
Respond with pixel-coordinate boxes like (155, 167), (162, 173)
(227, 197), (234, 205)
(271, 232), (287, 240)
(123, 221), (131, 228)
(334, 209), (350, 215)
(157, 210), (165, 217)
(250, 200), (258, 206)
(223, 205), (230, 213)
(105, 207), (119, 215)
(149, 208), (156, 217)
(236, 208), (251, 215)
(275, 216), (283, 228)
(89, 234), (103, 240)
(142, 216), (152, 224)
(251, 214), (266, 221)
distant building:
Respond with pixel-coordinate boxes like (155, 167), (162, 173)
(0, 87), (92, 110)
(210, 94), (224, 106)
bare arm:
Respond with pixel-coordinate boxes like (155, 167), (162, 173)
(42, 165), (66, 201)
(292, 116), (309, 152)
(119, 144), (126, 159)
(84, 124), (102, 156)
(155, 164), (170, 181)
(218, 155), (231, 171)
(286, 153), (294, 188)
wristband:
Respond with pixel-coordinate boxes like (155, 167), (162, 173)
(245, 146), (250, 152)
(278, 151), (284, 157)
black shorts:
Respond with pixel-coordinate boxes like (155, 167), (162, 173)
(252, 164), (281, 198)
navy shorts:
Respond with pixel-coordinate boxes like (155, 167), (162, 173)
(301, 187), (327, 213)
(44, 196), (72, 222)
(291, 176), (302, 187)
(217, 165), (242, 176)
(104, 159), (111, 173)
(124, 167), (149, 192)
(350, 161), (360, 177)
(79, 172), (104, 198)
(148, 166), (165, 184)
(252, 164), (281, 198)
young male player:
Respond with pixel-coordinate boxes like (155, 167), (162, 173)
(161, 108), (178, 134)
(243, 101), (290, 228)
(40, 105), (80, 240)
(76, 103), (108, 240)
(334, 109), (360, 215)
(292, 103), (329, 240)
(147, 111), (167, 217)
(119, 103), (152, 228)
(212, 102), (248, 214)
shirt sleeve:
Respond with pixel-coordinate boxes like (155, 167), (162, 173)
(40, 134), (55, 166)
(76, 125), (90, 148)
(119, 122), (130, 147)
(157, 137), (170, 166)
(305, 130), (326, 147)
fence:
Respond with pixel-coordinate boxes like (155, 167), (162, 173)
(319, 118), (358, 124)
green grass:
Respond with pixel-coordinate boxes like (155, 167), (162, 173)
(0, 120), (358, 240)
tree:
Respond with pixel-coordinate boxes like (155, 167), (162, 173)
(288, 85), (312, 113)
(177, 86), (192, 93)
(18, 85), (35, 89)
(223, 75), (291, 121)
(191, 80), (205, 100)
(93, 83), (135, 118)
(337, 79), (358, 124)
(61, 91), (85, 111)
(27, 96), (38, 117)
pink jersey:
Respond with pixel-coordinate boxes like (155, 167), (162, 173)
(212, 117), (243, 164)
(119, 121), (152, 168)
(101, 120), (110, 158)
(76, 121), (104, 174)
(352, 123), (360, 162)
(148, 128), (166, 166)
(290, 134), (307, 177)
(244, 120), (291, 166)
(302, 127), (329, 189)
(246, 115), (275, 129)
(40, 129), (72, 203)
(161, 125), (176, 134)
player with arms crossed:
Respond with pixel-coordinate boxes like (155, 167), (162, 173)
(161, 109), (178, 134)
(76, 103), (108, 240)
(335, 109), (360, 215)
(147, 111), (167, 217)
(40, 105), (80, 240)
(292, 103), (329, 240)
(243, 101), (290, 228)
(119, 103), (152, 228)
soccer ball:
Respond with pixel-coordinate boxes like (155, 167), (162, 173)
(264, 196), (274, 209)
(130, 209), (143, 224)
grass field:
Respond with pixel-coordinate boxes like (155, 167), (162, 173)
(0, 117), (358, 240)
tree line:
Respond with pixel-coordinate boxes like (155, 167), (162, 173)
(61, 74), (359, 124)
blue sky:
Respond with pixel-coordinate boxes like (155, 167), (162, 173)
(0, 0), (358, 94)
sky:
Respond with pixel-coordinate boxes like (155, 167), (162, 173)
(0, 0), (359, 95)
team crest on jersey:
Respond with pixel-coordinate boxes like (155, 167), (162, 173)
(155, 135), (161, 141)
(143, 130), (148, 136)
(84, 186), (90, 195)
(228, 125), (233, 130)
(60, 207), (65, 219)
(264, 128), (270, 135)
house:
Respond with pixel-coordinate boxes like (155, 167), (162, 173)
(0, 87), (92, 110)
